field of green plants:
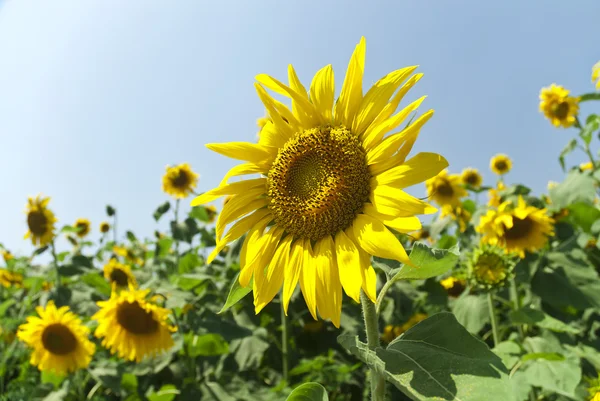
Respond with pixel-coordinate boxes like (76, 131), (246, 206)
(1, 39), (600, 401)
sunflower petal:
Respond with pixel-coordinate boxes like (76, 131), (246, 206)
(360, 259), (377, 303)
(206, 142), (274, 166)
(314, 236), (342, 327)
(219, 163), (266, 186)
(239, 218), (272, 287)
(255, 83), (295, 139)
(370, 185), (437, 217)
(283, 239), (304, 314)
(372, 152), (448, 188)
(310, 64), (335, 124)
(352, 214), (412, 266)
(299, 239), (318, 320)
(334, 37), (366, 126)
(256, 74), (318, 127)
(369, 127), (421, 176)
(334, 230), (363, 303)
(191, 178), (266, 206)
(363, 203), (422, 233)
(254, 231), (288, 314)
(216, 195), (268, 240)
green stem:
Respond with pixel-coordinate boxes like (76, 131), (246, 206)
(174, 200), (181, 270)
(50, 241), (60, 290)
(361, 291), (385, 401)
(510, 277), (525, 339)
(280, 294), (289, 383)
(487, 292), (499, 347)
(113, 211), (118, 243)
(172, 308), (195, 379)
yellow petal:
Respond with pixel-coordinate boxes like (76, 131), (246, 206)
(370, 185), (437, 217)
(371, 152), (448, 188)
(239, 218), (272, 287)
(251, 227), (285, 300)
(255, 83), (296, 139)
(283, 239), (304, 314)
(353, 66), (417, 135)
(206, 142), (274, 166)
(299, 239), (318, 320)
(368, 126), (421, 176)
(368, 73), (424, 127)
(258, 121), (289, 149)
(314, 236), (342, 327)
(256, 75), (318, 128)
(254, 231), (289, 314)
(219, 163), (266, 186)
(216, 194), (268, 240)
(352, 214), (412, 266)
(363, 203), (422, 233)
(309, 64), (335, 124)
(334, 230), (364, 303)
(191, 178), (266, 206)
(360, 259), (377, 303)
(334, 37), (366, 127)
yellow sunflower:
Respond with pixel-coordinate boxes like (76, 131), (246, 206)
(103, 259), (137, 288)
(440, 276), (466, 297)
(488, 181), (506, 207)
(425, 169), (466, 207)
(24, 195), (57, 247)
(92, 287), (176, 362)
(0, 269), (23, 288)
(592, 61), (600, 90)
(113, 245), (144, 266)
(468, 246), (514, 290)
(100, 221), (110, 234)
(2, 250), (13, 262)
(17, 301), (95, 375)
(191, 37), (447, 327)
(477, 196), (555, 258)
(441, 204), (471, 233)
(162, 163), (199, 199)
(490, 154), (512, 175)
(461, 167), (482, 188)
(74, 218), (91, 238)
(539, 84), (579, 128)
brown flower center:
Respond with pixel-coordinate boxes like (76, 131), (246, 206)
(110, 269), (130, 287)
(436, 182), (454, 197)
(171, 169), (190, 188)
(504, 217), (534, 241)
(552, 101), (570, 119)
(42, 324), (77, 355)
(494, 160), (508, 172)
(27, 211), (48, 236)
(116, 301), (159, 335)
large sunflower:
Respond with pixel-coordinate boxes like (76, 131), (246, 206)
(24, 195), (57, 247)
(17, 301), (95, 375)
(103, 259), (137, 288)
(74, 218), (91, 238)
(92, 287), (176, 362)
(425, 169), (466, 207)
(162, 163), (199, 199)
(191, 37), (447, 327)
(539, 84), (579, 128)
(477, 196), (554, 258)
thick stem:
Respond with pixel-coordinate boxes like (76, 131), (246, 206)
(487, 292), (499, 347)
(280, 294), (289, 383)
(361, 291), (385, 401)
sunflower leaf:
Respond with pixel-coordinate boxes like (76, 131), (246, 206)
(388, 242), (459, 281)
(558, 139), (577, 171)
(285, 383), (329, 401)
(579, 92), (600, 102)
(509, 307), (580, 334)
(219, 273), (252, 314)
(153, 201), (171, 222)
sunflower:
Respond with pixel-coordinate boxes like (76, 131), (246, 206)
(441, 204), (471, 233)
(205, 205), (218, 223)
(410, 228), (432, 243)
(425, 170), (466, 207)
(593, 62), (600, 91)
(0, 269), (23, 288)
(74, 218), (91, 238)
(17, 301), (95, 375)
(461, 167), (482, 188)
(477, 196), (554, 258)
(440, 276), (466, 297)
(381, 324), (400, 343)
(24, 195), (57, 247)
(2, 250), (13, 262)
(191, 37), (447, 327)
(539, 84), (579, 128)
(490, 154), (512, 175)
(92, 287), (176, 362)
(103, 259), (136, 288)
(113, 245), (144, 266)
(487, 181), (505, 207)
(162, 163), (199, 199)
(100, 221), (110, 234)
(468, 246), (514, 290)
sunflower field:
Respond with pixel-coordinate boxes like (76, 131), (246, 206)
(2, 38), (600, 401)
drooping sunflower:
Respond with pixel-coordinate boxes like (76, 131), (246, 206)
(74, 218), (91, 238)
(425, 169), (466, 207)
(0, 269), (23, 288)
(440, 276), (466, 297)
(192, 37), (447, 327)
(490, 154), (512, 175)
(92, 287), (176, 362)
(162, 163), (199, 199)
(593, 61), (600, 91)
(17, 301), (95, 375)
(441, 204), (471, 233)
(103, 259), (137, 288)
(461, 167), (482, 189)
(24, 195), (57, 247)
(477, 196), (555, 258)
(468, 245), (514, 290)
(100, 221), (110, 234)
(539, 84), (579, 128)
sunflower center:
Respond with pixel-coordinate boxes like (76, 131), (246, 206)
(76, 222), (88, 234)
(110, 269), (130, 287)
(465, 174), (478, 185)
(552, 101), (570, 119)
(27, 211), (48, 235)
(437, 182), (454, 197)
(494, 160), (507, 172)
(171, 170), (190, 188)
(267, 126), (371, 241)
(42, 324), (77, 355)
(116, 301), (159, 335)
(504, 216), (534, 241)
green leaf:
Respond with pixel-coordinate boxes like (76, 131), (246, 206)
(493, 341), (522, 370)
(121, 373), (138, 393)
(436, 234), (457, 250)
(580, 115), (600, 145)
(549, 170), (596, 210)
(32, 246), (49, 256)
(579, 92), (600, 102)
(0, 299), (16, 317)
(153, 201), (171, 222)
(156, 238), (173, 257)
(42, 388), (68, 401)
(126, 231), (138, 243)
(285, 383), (329, 401)
(106, 205), (116, 216)
(186, 333), (229, 357)
(147, 384), (180, 401)
(81, 272), (111, 296)
(566, 202), (600, 233)
(521, 352), (565, 362)
(41, 371), (65, 389)
(558, 139), (577, 171)
(339, 313), (514, 401)
(451, 293), (490, 334)
(59, 225), (80, 234)
(177, 273), (211, 291)
(189, 206), (210, 222)
(509, 307), (580, 334)
(178, 252), (201, 275)
(462, 199), (477, 214)
(219, 273), (252, 314)
(388, 243), (459, 281)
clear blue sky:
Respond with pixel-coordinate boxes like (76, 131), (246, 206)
(1, 0), (599, 256)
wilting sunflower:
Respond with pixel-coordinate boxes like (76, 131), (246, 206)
(539, 84), (579, 128)
(2, 250), (13, 262)
(477, 196), (555, 258)
(440, 276), (466, 297)
(490, 154), (512, 175)
(24, 195), (57, 247)
(468, 246), (514, 290)
(92, 287), (176, 362)
(17, 301), (95, 375)
(192, 37), (447, 327)
(74, 218), (91, 238)
(162, 163), (199, 199)
(425, 169), (466, 207)
(461, 167), (482, 188)
(593, 61), (600, 90)
(441, 204), (471, 233)
(103, 259), (136, 288)
(0, 269), (23, 288)
(100, 221), (110, 234)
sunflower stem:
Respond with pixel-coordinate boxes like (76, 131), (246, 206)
(113, 210), (118, 243)
(361, 291), (385, 401)
(280, 294), (289, 383)
(509, 277), (525, 339)
(487, 292), (499, 347)
(174, 199), (181, 271)
(50, 240), (60, 290)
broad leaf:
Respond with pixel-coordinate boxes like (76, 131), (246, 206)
(147, 384), (180, 401)
(389, 243), (459, 281)
(186, 333), (229, 357)
(548, 171), (595, 210)
(285, 383), (329, 401)
(451, 293), (490, 334)
(153, 201), (171, 222)
(558, 139), (577, 171)
(510, 307), (580, 334)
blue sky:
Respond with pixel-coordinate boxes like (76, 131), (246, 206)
(1, 0), (599, 256)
